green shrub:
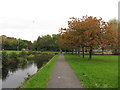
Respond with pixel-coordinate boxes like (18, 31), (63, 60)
(18, 57), (27, 63)
(19, 50), (27, 58)
(8, 58), (19, 65)
(2, 51), (8, 67)
(9, 52), (18, 59)
(54, 53), (58, 55)
(28, 50), (34, 55)
(36, 51), (41, 54)
(8, 52), (19, 66)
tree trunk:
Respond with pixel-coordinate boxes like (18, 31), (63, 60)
(89, 47), (93, 60)
(72, 49), (74, 54)
(102, 47), (104, 55)
(78, 48), (80, 56)
(82, 47), (84, 59)
(65, 49), (67, 54)
(75, 48), (78, 55)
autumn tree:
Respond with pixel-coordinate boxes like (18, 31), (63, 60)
(67, 16), (106, 59)
(108, 19), (119, 54)
(58, 16), (118, 60)
(58, 28), (80, 54)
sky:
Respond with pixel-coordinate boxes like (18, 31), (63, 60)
(0, 0), (119, 42)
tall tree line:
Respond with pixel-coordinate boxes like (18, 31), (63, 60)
(57, 16), (119, 60)
(32, 34), (59, 51)
(1, 35), (32, 50)
(1, 34), (59, 51)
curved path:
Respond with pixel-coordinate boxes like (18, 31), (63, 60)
(47, 54), (83, 88)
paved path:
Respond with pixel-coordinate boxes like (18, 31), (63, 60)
(47, 54), (83, 88)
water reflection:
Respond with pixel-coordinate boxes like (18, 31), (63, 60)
(2, 63), (38, 88)
(1, 54), (53, 88)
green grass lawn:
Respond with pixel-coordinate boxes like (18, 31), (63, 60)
(64, 54), (118, 88)
(20, 54), (59, 88)
(39, 51), (60, 55)
(1, 50), (21, 54)
(1, 50), (59, 55)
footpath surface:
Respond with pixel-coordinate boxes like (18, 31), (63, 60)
(47, 54), (83, 88)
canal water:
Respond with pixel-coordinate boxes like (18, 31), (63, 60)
(1, 54), (53, 89)
(2, 62), (38, 88)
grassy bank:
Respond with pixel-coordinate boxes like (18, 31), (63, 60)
(2, 50), (21, 54)
(1, 50), (59, 54)
(64, 54), (118, 88)
(20, 54), (59, 88)
(40, 51), (59, 55)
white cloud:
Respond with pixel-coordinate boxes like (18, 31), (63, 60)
(0, 0), (119, 41)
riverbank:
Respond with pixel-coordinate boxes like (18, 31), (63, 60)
(20, 54), (59, 88)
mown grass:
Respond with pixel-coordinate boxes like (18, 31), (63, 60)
(64, 54), (118, 88)
(20, 54), (59, 88)
(40, 51), (59, 54)
(1, 50), (59, 55)
(1, 50), (21, 54)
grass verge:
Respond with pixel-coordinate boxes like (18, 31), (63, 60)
(20, 54), (59, 88)
(64, 54), (118, 88)
(37, 51), (60, 55)
(1, 50), (59, 55)
(2, 50), (21, 54)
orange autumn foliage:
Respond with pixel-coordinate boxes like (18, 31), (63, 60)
(57, 16), (118, 54)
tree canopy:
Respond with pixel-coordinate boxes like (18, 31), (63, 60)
(57, 16), (118, 59)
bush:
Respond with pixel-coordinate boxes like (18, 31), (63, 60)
(36, 51), (41, 54)
(28, 50), (34, 55)
(2, 51), (8, 67)
(9, 52), (18, 59)
(8, 58), (19, 65)
(54, 53), (58, 55)
(17, 57), (27, 63)
(7, 52), (19, 66)
(19, 50), (27, 58)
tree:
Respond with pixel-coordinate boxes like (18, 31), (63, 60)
(1, 35), (32, 51)
(66, 16), (105, 59)
(58, 16), (118, 60)
(58, 28), (81, 55)
(34, 34), (59, 51)
(108, 19), (119, 54)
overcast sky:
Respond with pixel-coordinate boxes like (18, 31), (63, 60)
(0, 0), (119, 42)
